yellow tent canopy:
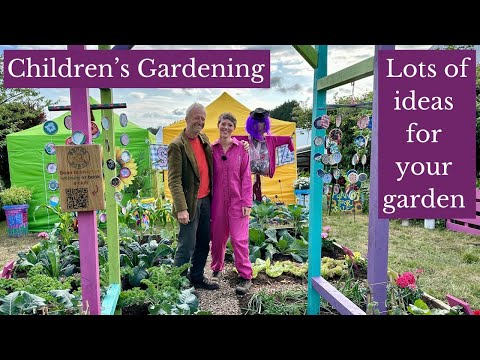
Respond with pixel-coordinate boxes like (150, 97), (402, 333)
(162, 92), (297, 204)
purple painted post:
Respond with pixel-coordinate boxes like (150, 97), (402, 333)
(68, 45), (101, 315)
(367, 45), (395, 315)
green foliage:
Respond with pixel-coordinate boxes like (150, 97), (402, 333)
(268, 99), (299, 121)
(0, 291), (46, 315)
(321, 257), (348, 279)
(243, 289), (307, 315)
(291, 99), (312, 130)
(118, 287), (148, 307)
(0, 185), (32, 205)
(250, 258), (308, 278)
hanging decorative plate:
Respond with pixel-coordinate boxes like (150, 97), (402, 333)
(120, 133), (129, 146)
(313, 116), (323, 130)
(49, 195), (59, 207)
(120, 150), (131, 163)
(357, 115), (369, 129)
(358, 173), (368, 182)
(333, 184), (340, 194)
(65, 136), (73, 145)
(317, 168), (325, 178)
(321, 154), (330, 165)
(101, 116), (110, 130)
(48, 179), (59, 191)
(328, 154), (336, 165)
(361, 154), (367, 165)
(354, 135), (366, 148)
(64, 115), (72, 130)
(46, 162), (57, 174)
(120, 167), (131, 178)
(72, 131), (86, 145)
(335, 114), (342, 127)
(110, 177), (121, 187)
(106, 159), (116, 170)
(348, 172), (359, 183)
(352, 153), (359, 165)
(346, 169), (358, 176)
(329, 143), (339, 154)
(323, 173), (332, 184)
(314, 153), (323, 162)
(114, 192), (123, 202)
(99, 213), (107, 223)
(313, 136), (324, 147)
(43, 121), (58, 135)
(332, 152), (342, 164)
(44, 142), (56, 155)
(328, 128), (342, 143)
(320, 114), (330, 129)
(333, 168), (341, 179)
(119, 113), (128, 127)
(323, 184), (330, 194)
(91, 122), (100, 139)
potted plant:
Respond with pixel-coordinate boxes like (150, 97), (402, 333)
(0, 185), (33, 237)
(293, 176), (310, 208)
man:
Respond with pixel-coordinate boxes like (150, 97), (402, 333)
(167, 102), (219, 290)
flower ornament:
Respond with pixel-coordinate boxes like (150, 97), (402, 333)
(293, 177), (310, 190)
(38, 232), (49, 239)
(115, 147), (138, 191)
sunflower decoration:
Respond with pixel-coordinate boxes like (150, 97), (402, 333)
(115, 147), (138, 191)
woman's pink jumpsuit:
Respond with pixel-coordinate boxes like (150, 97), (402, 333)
(210, 138), (253, 279)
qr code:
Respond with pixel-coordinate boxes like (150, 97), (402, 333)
(66, 188), (89, 209)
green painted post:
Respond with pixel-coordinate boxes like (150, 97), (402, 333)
(99, 45), (121, 286)
(307, 45), (328, 314)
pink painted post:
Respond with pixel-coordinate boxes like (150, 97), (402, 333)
(68, 45), (101, 315)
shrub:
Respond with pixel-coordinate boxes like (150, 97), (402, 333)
(0, 185), (33, 206)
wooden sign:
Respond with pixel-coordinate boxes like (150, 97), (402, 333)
(56, 144), (105, 211)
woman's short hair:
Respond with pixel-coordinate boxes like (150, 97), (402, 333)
(217, 112), (237, 127)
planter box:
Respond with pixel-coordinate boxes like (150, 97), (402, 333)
(446, 188), (480, 236)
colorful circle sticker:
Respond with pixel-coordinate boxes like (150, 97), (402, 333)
(110, 177), (121, 187)
(320, 114), (330, 129)
(361, 154), (367, 165)
(120, 151), (131, 163)
(323, 184), (330, 194)
(72, 131), (86, 145)
(352, 153), (359, 165)
(313, 136), (324, 147)
(91, 122), (100, 139)
(332, 152), (342, 164)
(99, 213), (107, 223)
(328, 154), (336, 165)
(44, 142), (56, 155)
(119, 113), (128, 127)
(317, 169), (325, 177)
(64, 115), (72, 130)
(106, 159), (116, 170)
(120, 167), (131, 178)
(313, 153), (323, 162)
(48, 179), (59, 191)
(46, 163), (57, 174)
(43, 121), (58, 135)
(313, 116), (323, 130)
(114, 192), (123, 202)
(101, 116), (110, 130)
(328, 128), (342, 143)
(323, 173), (332, 184)
(120, 133), (129, 146)
(329, 143), (339, 154)
(65, 136), (73, 145)
(348, 172), (359, 183)
(321, 154), (330, 165)
(348, 190), (358, 200)
(49, 195), (59, 207)
(358, 173), (368, 182)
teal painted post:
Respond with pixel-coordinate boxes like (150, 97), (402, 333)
(307, 45), (328, 315)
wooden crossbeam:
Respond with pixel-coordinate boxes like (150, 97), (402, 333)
(293, 45), (318, 68)
(48, 103), (127, 111)
(317, 56), (374, 91)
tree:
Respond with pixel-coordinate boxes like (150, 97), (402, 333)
(291, 99), (312, 130)
(0, 54), (54, 188)
(268, 100), (299, 121)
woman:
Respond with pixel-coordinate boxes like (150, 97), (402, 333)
(210, 112), (253, 295)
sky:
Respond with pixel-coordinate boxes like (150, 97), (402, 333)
(1, 44), (433, 145)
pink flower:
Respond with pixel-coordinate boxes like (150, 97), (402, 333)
(415, 268), (424, 274)
(396, 272), (416, 288)
(321, 232), (329, 239)
(407, 284), (417, 290)
(38, 232), (49, 239)
(473, 310), (480, 315)
(322, 226), (331, 232)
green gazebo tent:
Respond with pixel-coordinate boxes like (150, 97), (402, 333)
(6, 97), (156, 232)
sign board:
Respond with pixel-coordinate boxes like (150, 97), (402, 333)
(275, 144), (295, 166)
(56, 144), (105, 211)
(150, 144), (168, 170)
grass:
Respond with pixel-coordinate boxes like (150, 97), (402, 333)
(324, 212), (480, 309)
(0, 220), (39, 270)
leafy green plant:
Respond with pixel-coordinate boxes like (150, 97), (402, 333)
(244, 289), (307, 315)
(0, 185), (32, 205)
